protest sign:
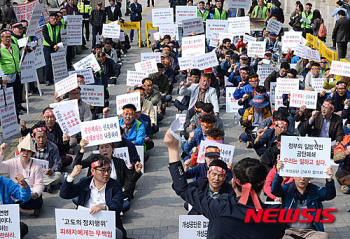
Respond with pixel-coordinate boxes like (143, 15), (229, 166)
(266, 18), (283, 34)
(55, 209), (116, 239)
(193, 51), (218, 70)
(257, 64), (276, 86)
(227, 16), (250, 36)
(282, 31), (302, 52)
(182, 18), (204, 36)
(175, 114), (186, 131)
(247, 41), (265, 58)
(179, 215), (209, 239)
(74, 54), (101, 72)
(209, 33), (220, 48)
(275, 93), (283, 110)
(178, 57), (194, 70)
(141, 52), (161, 63)
(134, 59), (158, 74)
(303, 46), (321, 62)
(152, 8), (174, 27)
(280, 136), (331, 178)
(295, 44), (306, 58)
(60, 29), (68, 47)
(0, 88), (19, 139)
(330, 60), (350, 77)
(126, 71), (148, 86)
(53, 101), (81, 136)
(113, 147), (131, 168)
(289, 90), (318, 109)
(175, 6), (197, 25)
(182, 35), (206, 57)
(55, 73), (78, 97)
(51, 52), (68, 83)
(80, 85), (104, 107)
(102, 23), (121, 38)
(226, 87), (243, 113)
(32, 158), (49, 178)
(0, 205), (20, 239)
(219, 32), (235, 43)
(311, 78), (330, 93)
(228, 0), (250, 8)
(43, 8), (50, 23)
(170, 117), (183, 142)
(26, 4), (44, 37)
(243, 34), (256, 44)
(66, 15), (83, 45)
(68, 68), (95, 84)
(80, 117), (121, 147)
(205, 20), (228, 39)
(159, 24), (179, 40)
(275, 78), (299, 94)
(270, 82), (276, 106)
(13, 0), (39, 21)
(21, 51), (37, 83)
(116, 92), (141, 115)
(197, 141), (235, 164)
(50, 99), (79, 118)
(135, 146), (144, 173)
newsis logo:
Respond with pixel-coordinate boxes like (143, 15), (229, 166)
(244, 209), (337, 223)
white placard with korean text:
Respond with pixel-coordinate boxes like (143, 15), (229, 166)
(219, 32), (235, 43)
(66, 15), (83, 46)
(275, 78), (299, 94)
(51, 52), (68, 83)
(102, 23), (121, 38)
(228, 0), (250, 8)
(80, 85), (104, 107)
(289, 90), (318, 109)
(55, 209), (116, 239)
(73, 54), (101, 72)
(53, 101), (81, 136)
(197, 141), (235, 164)
(159, 24), (179, 40)
(176, 6), (197, 25)
(116, 92), (141, 115)
(280, 136), (331, 178)
(311, 78), (330, 93)
(113, 147), (131, 168)
(69, 68), (95, 85)
(282, 31), (302, 52)
(21, 51), (37, 83)
(153, 32), (161, 41)
(182, 18), (204, 36)
(55, 73), (78, 97)
(0, 205), (20, 239)
(206, 20), (228, 39)
(50, 100), (79, 119)
(134, 59), (158, 74)
(175, 114), (186, 131)
(227, 16), (250, 36)
(330, 60), (350, 77)
(193, 51), (218, 70)
(178, 57), (194, 70)
(152, 8), (174, 27)
(226, 87), (243, 113)
(179, 215), (209, 239)
(303, 46), (321, 62)
(247, 41), (265, 58)
(266, 18), (283, 34)
(32, 158), (49, 178)
(257, 64), (276, 86)
(80, 117), (121, 147)
(126, 71), (148, 86)
(295, 44), (306, 59)
(182, 35), (206, 57)
(35, 45), (46, 69)
(141, 52), (161, 63)
(26, 4), (45, 37)
(270, 82), (276, 106)
(243, 35), (256, 44)
(13, 0), (39, 21)
(0, 88), (19, 139)
(275, 92), (284, 111)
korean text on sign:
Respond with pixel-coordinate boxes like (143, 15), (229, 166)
(53, 101), (81, 136)
(116, 92), (141, 115)
(179, 215), (209, 239)
(197, 140), (235, 164)
(289, 90), (318, 109)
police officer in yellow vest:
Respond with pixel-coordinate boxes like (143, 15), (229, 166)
(301, 3), (313, 38)
(42, 13), (61, 86)
(251, 0), (269, 20)
(209, 0), (227, 20)
(77, 0), (92, 43)
(197, 1), (209, 23)
(0, 30), (25, 117)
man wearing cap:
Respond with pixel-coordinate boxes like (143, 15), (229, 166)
(106, 0), (122, 22)
(97, 52), (120, 85)
(90, 2), (106, 48)
(264, 61), (290, 90)
(119, 104), (146, 146)
(301, 3), (313, 38)
(304, 63), (323, 88)
(209, 0), (227, 20)
(165, 129), (286, 238)
(251, 0), (269, 20)
(149, 63), (171, 112)
(180, 74), (219, 116)
(238, 85), (270, 116)
(42, 13), (61, 86)
(30, 125), (64, 193)
(60, 155), (126, 239)
(304, 99), (344, 146)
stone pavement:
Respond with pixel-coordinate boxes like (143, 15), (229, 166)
(1, 0), (350, 238)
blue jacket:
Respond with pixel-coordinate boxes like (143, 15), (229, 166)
(60, 176), (126, 237)
(119, 118), (145, 146)
(184, 127), (205, 153)
(0, 176), (31, 205)
(326, 90), (350, 111)
(271, 173), (336, 231)
(234, 84), (255, 99)
(98, 58), (121, 78)
(139, 114), (152, 138)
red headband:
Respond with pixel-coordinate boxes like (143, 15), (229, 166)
(209, 166), (226, 175)
(33, 127), (46, 134)
(311, 66), (320, 69)
(337, 83), (346, 88)
(194, 105), (201, 112)
(323, 101), (334, 110)
(325, 70), (330, 75)
(265, 51), (272, 55)
(70, 88), (81, 92)
(201, 109), (213, 115)
(201, 76), (211, 82)
(123, 109), (135, 114)
(321, 59), (327, 63)
(249, 77), (259, 82)
(143, 80), (152, 85)
(134, 89), (145, 93)
(206, 147), (220, 154)
(275, 120), (288, 126)
(44, 111), (54, 117)
(200, 121), (214, 127)
(1, 31), (11, 36)
(91, 160), (110, 169)
(253, 98), (264, 103)
(206, 135), (222, 140)
(235, 177), (264, 210)
(11, 23), (22, 30)
(253, 89), (264, 96)
(240, 69), (249, 74)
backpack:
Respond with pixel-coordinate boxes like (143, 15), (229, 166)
(318, 18), (327, 38)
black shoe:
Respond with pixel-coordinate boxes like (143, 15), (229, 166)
(147, 5), (150, 7)
(19, 105), (27, 112)
(44, 185), (52, 193)
(332, 47), (337, 50)
(83, 46), (88, 50)
(34, 209), (40, 217)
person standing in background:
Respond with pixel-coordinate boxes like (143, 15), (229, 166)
(78, 0), (92, 50)
(301, 3), (313, 38)
(106, 0), (122, 21)
(90, 1), (106, 49)
(130, 0), (142, 43)
(64, 0), (78, 70)
(1, 0), (16, 30)
(332, 10), (350, 59)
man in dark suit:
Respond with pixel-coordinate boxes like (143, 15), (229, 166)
(332, 10), (350, 59)
(105, 0), (122, 22)
(130, 0), (142, 42)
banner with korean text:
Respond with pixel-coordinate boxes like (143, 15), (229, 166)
(197, 141), (235, 164)
(330, 60), (350, 77)
(116, 92), (141, 115)
(152, 8), (174, 27)
(289, 90), (318, 109)
(0, 205), (20, 238)
(69, 69), (95, 84)
(266, 18), (283, 34)
(0, 88), (19, 139)
(73, 54), (101, 72)
(206, 20), (228, 39)
(51, 52), (68, 83)
(55, 74), (78, 97)
(247, 41), (265, 58)
(126, 71), (148, 86)
(179, 215), (209, 239)
(175, 6), (197, 25)
(182, 35), (206, 57)
(134, 59), (158, 74)
(227, 16), (250, 36)
(141, 52), (161, 63)
(13, 0), (39, 21)
(226, 87), (243, 113)
(80, 85), (104, 107)
(53, 101), (81, 136)
(182, 18), (204, 36)
(113, 147), (131, 168)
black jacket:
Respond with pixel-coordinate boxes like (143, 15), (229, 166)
(130, 2), (142, 21)
(105, 5), (122, 21)
(42, 23), (61, 48)
(332, 16), (350, 42)
(98, 57), (121, 78)
(264, 70), (283, 90)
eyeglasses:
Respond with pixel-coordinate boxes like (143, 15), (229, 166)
(276, 125), (287, 130)
(337, 88), (346, 90)
(95, 167), (112, 174)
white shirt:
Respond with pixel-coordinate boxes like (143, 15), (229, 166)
(110, 160), (117, 180)
(111, 5), (115, 13)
